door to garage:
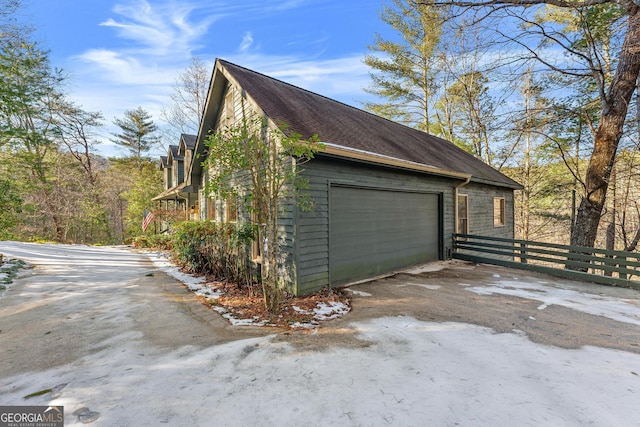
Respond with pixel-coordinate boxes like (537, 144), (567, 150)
(329, 185), (441, 286)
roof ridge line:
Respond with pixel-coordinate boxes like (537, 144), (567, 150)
(217, 58), (444, 141)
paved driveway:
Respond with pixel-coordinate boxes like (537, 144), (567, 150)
(1, 242), (639, 426)
(334, 261), (640, 353)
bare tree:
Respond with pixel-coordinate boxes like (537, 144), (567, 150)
(0, 0), (26, 43)
(421, 0), (640, 251)
(55, 102), (104, 186)
(161, 56), (210, 137)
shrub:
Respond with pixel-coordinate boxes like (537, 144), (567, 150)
(171, 221), (256, 288)
(132, 234), (173, 250)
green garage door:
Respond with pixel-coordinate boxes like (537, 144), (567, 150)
(329, 185), (441, 286)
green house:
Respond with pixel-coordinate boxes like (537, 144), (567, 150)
(159, 59), (521, 295)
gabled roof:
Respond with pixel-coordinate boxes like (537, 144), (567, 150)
(181, 134), (196, 150)
(160, 156), (168, 169)
(217, 59), (520, 189)
(169, 145), (181, 159)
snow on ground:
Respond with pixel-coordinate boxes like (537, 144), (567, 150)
(403, 259), (475, 275)
(467, 278), (640, 326)
(144, 250), (223, 300)
(1, 316), (638, 426)
(144, 250), (350, 328)
(1, 244), (639, 425)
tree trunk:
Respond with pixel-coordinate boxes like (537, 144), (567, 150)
(570, 9), (640, 250)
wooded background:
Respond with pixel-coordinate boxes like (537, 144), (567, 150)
(1, 0), (638, 252)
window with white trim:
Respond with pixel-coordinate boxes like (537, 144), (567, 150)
(207, 197), (216, 220)
(493, 197), (505, 227)
(226, 196), (237, 223)
(457, 194), (468, 234)
(224, 90), (235, 126)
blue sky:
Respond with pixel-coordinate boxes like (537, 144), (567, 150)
(22, 0), (389, 157)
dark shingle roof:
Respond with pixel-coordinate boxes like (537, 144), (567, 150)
(160, 156), (168, 168)
(169, 144), (181, 160)
(220, 59), (520, 188)
(181, 134), (197, 150)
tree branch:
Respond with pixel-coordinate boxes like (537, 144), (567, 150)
(422, 0), (622, 9)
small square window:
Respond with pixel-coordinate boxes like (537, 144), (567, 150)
(494, 197), (505, 227)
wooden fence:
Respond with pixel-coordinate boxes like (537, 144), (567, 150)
(452, 234), (640, 290)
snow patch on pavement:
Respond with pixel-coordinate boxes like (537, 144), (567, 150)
(292, 301), (351, 327)
(398, 283), (442, 290)
(1, 316), (638, 426)
(1, 242), (639, 425)
(404, 260), (475, 275)
(468, 280), (640, 326)
(344, 288), (372, 297)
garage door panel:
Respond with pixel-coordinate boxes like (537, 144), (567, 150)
(329, 186), (440, 285)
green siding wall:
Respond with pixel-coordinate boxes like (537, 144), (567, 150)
(294, 156), (459, 294)
(458, 182), (515, 238)
(292, 156), (515, 294)
(328, 186), (440, 285)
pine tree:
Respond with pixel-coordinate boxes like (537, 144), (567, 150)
(363, 0), (443, 132)
(112, 107), (159, 161)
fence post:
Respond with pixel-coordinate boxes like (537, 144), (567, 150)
(619, 256), (627, 280)
(519, 242), (527, 264)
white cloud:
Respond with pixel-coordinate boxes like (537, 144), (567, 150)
(239, 32), (254, 52)
(76, 49), (177, 86)
(100, 0), (220, 57)
(61, 0), (376, 157)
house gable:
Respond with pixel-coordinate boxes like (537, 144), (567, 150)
(178, 134), (196, 186)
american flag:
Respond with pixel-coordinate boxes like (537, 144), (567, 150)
(142, 209), (154, 232)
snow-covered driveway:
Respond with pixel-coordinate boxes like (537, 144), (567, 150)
(1, 242), (639, 426)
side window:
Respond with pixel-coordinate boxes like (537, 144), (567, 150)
(251, 199), (262, 262)
(207, 198), (216, 220)
(457, 194), (468, 234)
(166, 167), (172, 188)
(226, 196), (237, 223)
(225, 90), (235, 126)
(493, 197), (505, 227)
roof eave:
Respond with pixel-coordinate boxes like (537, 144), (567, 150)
(152, 182), (191, 201)
(318, 142), (472, 181)
(470, 176), (523, 190)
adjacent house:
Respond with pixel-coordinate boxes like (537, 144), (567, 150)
(156, 59), (521, 295)
(153, 134), (198, 221)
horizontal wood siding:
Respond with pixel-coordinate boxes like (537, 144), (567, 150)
(461, 182), (515, 239)
(294, 155), (464, 294)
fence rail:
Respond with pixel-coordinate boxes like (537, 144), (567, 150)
(452, 234), (640, 290)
